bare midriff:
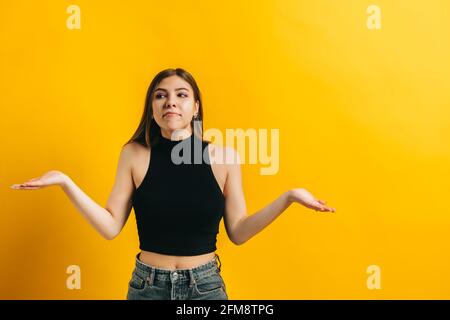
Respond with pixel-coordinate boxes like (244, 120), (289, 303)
(139, 250), (216, 270)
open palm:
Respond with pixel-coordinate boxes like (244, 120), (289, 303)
(10, 170), (66, 190)
(290, 188), (336, 213)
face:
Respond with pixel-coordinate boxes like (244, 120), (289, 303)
(152, 75), (199, 139)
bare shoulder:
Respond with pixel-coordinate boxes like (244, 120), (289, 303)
(121, 141), (137, 159)
(207, 142), (241, 166)
(121, 141), (150, 167)
(123, 141), (148, 153)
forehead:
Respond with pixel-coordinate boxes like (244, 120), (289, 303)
(157, 75), (192, 91)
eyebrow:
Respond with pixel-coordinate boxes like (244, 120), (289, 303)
(155, 87), (189, 92)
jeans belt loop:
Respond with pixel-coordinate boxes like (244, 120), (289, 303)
(188, 269), (196, 288)
(146, 268), (155, 287)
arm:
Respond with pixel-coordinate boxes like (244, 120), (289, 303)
(62, 144), (137, 240)
(12, 144), (137, 240)
(222, 147), (336, 246)
(60, 175), (121, 240)
(231, 191), (294, 246)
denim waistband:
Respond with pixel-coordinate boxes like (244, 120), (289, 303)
(133, 252), (222, 285)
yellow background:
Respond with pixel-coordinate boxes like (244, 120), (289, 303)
(1, 0), (449, 299)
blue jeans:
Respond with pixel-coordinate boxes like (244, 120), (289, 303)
(126, 252), (228, 300)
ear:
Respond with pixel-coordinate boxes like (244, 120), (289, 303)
(195, 100), (199, 114)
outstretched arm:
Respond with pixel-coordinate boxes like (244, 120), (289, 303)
(10, 144), (137, 240)
(223, 148), (336, 246)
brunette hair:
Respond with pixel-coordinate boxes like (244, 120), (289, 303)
(124, 68), (205, 148)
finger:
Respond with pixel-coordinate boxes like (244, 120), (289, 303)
(22, 181), (42, 187)
(18, 186), (41, 190)
(310, 202), (328, 212)
(316, 200), (336, 213)
(319, 206), (332, 212)
(10, 184), (39, 189)
(315, 202), (326, 211)
(11, 182), (41, 189)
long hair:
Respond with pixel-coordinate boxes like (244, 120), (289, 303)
(124, 68), (205, 148)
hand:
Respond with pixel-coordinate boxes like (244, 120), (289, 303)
(10, 170), (68, 190)
(288, 188), (336, 213)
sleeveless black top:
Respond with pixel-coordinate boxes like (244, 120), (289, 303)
(131, 133), (225, 256)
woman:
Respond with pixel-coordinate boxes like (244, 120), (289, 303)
(11, 68), (336, 300)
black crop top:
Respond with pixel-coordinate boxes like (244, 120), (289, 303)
(131, 133), (225, 256)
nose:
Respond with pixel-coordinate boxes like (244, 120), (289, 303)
(165, 95), (177, 108)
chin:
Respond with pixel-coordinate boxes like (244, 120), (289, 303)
(165, 124), (188, 131)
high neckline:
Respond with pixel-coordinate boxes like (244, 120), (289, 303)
(160, 132), (193, 144)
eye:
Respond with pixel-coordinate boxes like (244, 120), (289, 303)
(155, 93), (187, 99)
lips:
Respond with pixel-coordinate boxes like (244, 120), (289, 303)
(163, 112), (181, 117)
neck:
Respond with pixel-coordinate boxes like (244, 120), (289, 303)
(160, 129), (193, 141)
